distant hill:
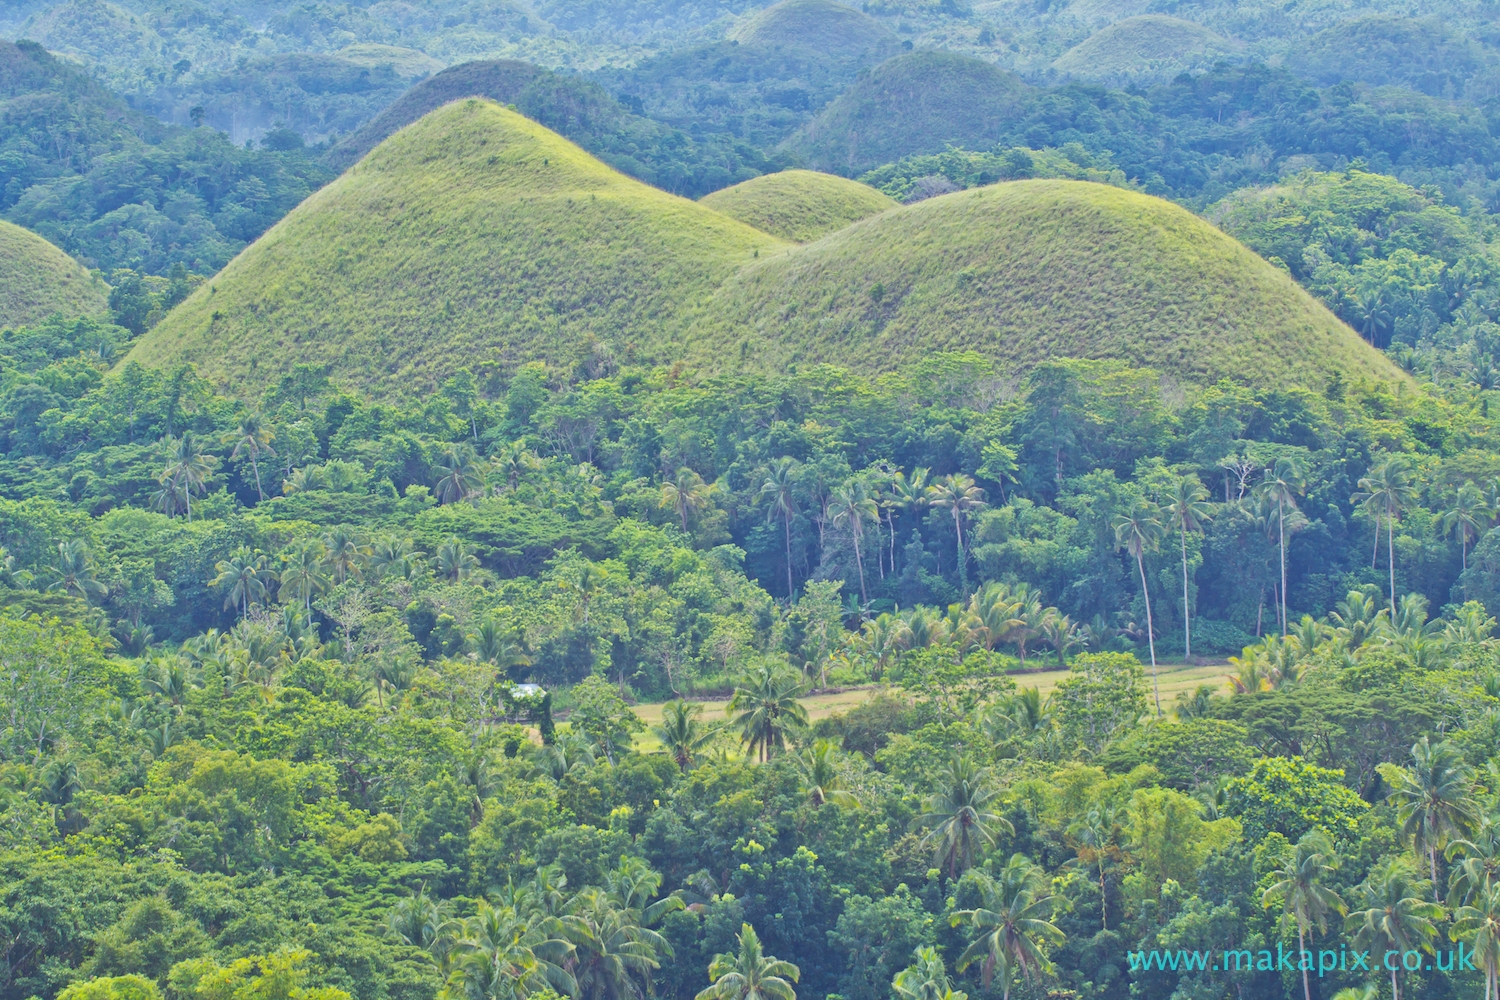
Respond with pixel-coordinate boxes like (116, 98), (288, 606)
(0, 220), (108, 328)
(133, 103), (1399, 395)
(18, 0), (161, 72)
(130, 100), (786, 395)
(1052, 16), (1234, 85)
(728, 0), (899, 58)
(326, 61), (547, 171)
(783, 51), (1029, 176)
(1286, 16), (1488, 98)
(685, 179), (1399, 388)
(336, 45), (446, 80)
(699, 170), (895, 241)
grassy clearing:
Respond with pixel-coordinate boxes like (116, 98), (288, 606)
(728, 0), (898, 57)
(628, 660), (1230, 749)
(132, 100), (788, 396)
(1053, 16), (1233, 82)
(689, 179), (1404, 390)
(0, 220), (108, 329)
(699, 170), (897, 242)
(783, 51), (1030, 175)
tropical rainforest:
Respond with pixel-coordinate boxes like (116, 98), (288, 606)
(10, 1), (1500, 1000)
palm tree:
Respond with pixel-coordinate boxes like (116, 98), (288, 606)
(279, 540), (331, 611)
(727, 664), (808, 762)
(388, 884), (462, 973)
(434, 442), (485, 505)
(758, 457), (800, 598)
(1388, 736), (1480, 894)
(891, 947), (966, 1000)
(324, 529), (369, 584)
(887, 467), (931, 576)
(1040, 614), (1081, 666)
(926, 474), (987, 593)
(913, 755), (1011, 877)
(562, 888), (669, 1000)
(660, 467), (713, 534)
(1353, 454), (1417, 615)
(794, 739), (859, 809)
(830, 481), (879, 603)
(211, 546), (269, 617)
(224, 413), (276, 501)
(449, 897), (575, 1000)
(1346, 860), (1444, 1000)
(1453, 881), (1500, 1000)
(695, 923), (799, 1000)
(1111, 498), (1165, 714)
(494, 439), (542, 493)
(437, 537), (480, 581)
(47, 538), (106, 603)
(1164, 474), (1214, 657)
(473, 619), (531, 674)
(1064, 805), (1118, 930)
(1256, 457), (1305, 638)
(1329, 589), (1385, 652)
(1263, 830), (1346, 1000)
(1445, 483), (1488, 572)
(950, 854), (1064, 1000)
(156, 433), (217, 521)
(652, 700), (716, 772)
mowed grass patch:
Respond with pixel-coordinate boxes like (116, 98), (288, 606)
(699, 169), (897, 242)
(0, 220), (108, 328)
(689, 179), (1404, 390)
(130, 99), (788, 396)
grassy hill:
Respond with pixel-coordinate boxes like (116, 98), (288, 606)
(1052, 16), (1233, 84)
(326, 61), (546, 170)
(683, 179), (1398, 388)
(1286, 16), (1485, 98)
(698, 170), (895, 241)
(728, 0), (898, 57)
(129, 99), (787, 395)
(782, 51), (1029, 175)
(0, 220), (108, 328)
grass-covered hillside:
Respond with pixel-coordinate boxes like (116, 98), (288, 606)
(783, 51), (1029, 175)
(128, 99), (787, 395)
(728, 0), (898, 58)
(1052, 16), (1235, 85)
(688, 179), (1401, 388)
(0, 219), (108, 327)
(698, 169), (896, 241)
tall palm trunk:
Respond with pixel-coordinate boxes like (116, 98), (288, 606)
(1135, 550), (1159, 715)
(783, 508), (794, 599)
(1278, 496), (1288, 638)
(1387, 503), (1398, 615)
(953, 509), (967, 593)
(851, 521), (868, 603)
(250, 451), (264, 500)
(1298, 926), (1311, 1000)
(1180, 522), (1192, 658)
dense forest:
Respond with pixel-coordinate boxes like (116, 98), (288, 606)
(11, 1), (1500, 1000)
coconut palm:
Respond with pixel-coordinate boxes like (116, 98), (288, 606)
(727, 664), (808, 762)
(449, 897), (575, 1000)
(1111, 498), (1165, 714)
(564, 888), (670, 1000)
(757, 457), (800, 598)
(1447, 818), (1500, 908)
(1445, 483), (1489, 572)
(891, 947), (966, 1000)
(887, 467), (931, 575)
(1388, 736), (1480, 895)
(951, 854), (1064, 1000)
(437, 537), (481, 582)
(1064, 805), (1119, 930)
(324, 528), (369, 584)
(926, 474), (987, 592)
(695, 923), (799, 1000)
(434, 442), (485, 504)
(1353, 454), (1418, 615)
(473, 619), (531, 674)
(1263, 830), (1346, 1000)
(660, 467), (713, 534)
(211, 546), (269, 617)
(829, 480), (879, 603)
(1453, 881), (1500, 1000)
(388, 883), (462, 973)
(794, 739), (860, 809)
(224, 413), (276, 501)
(46, 538), (106, 603)
(155, 433), (217, 521)
(1346, 860), (1444, 1000)
(494, 439), (542, 493)
(1164, 474), (1214, 657)
(913, 755), (1011, 877)
(1039, 613), (1082, 666)
(1329, 589), (1385, 652)
(279, 540), (331, 611)
(1255, 457), (1305, 638)
(652, 700), (716, 773)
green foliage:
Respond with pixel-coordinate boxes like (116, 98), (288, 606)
(1224, 755), (1370, 842)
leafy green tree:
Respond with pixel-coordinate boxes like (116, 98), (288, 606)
(728, 664), (808, 762)
(1164, 474), (1213, 657)
(950, 855), (1063, 1000)
(1263, 830), (1346, 1000)
(1051, 653), (1147, 756)
(1111, 498), (1164, 712)
(569, 676), (645, 765)
(913, 755), (1010, 877)
(1353, 455), (1417, 615)
(1225, 756), (1368, 842)
(652, 700), (715, 773)
(695, 923), (799, 1000)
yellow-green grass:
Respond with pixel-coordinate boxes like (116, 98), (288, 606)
(130, 99), (788, 396)
(1053, 16), (1233, 81)
(783, 50), (1029, 175)
(684, 179), (1404, 390)
(336, 44), (447, 80)
(630, 686), (880, 751)
(0, 219), (108, 329)
(698, 170), (897, 242)
(728, 0), (898, 57)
